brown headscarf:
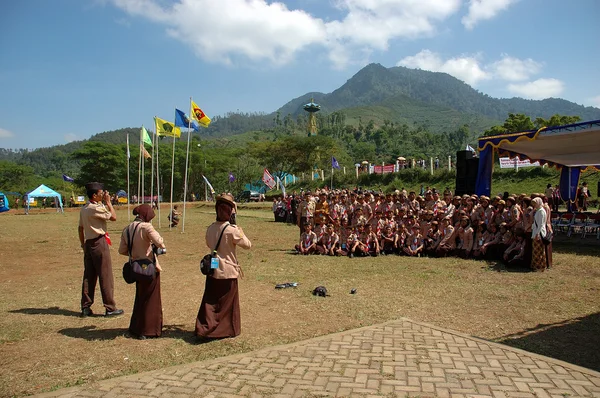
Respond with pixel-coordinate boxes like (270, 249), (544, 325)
(133, 204), (155, 222)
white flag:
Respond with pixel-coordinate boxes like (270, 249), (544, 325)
(466, 144), (475, 152)
(126, 134), (130, 159)
(202, 175), (215, 195)
(277, 176), (286, 197)
(262, 168), (276, 189)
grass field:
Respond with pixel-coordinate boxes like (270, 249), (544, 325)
(0, 203), (599, 397)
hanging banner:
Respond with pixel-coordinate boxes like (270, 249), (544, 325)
(373, 165), (395, 174)
(499, 157), (540, 169)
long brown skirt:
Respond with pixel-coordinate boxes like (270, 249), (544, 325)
(129, 273), (162, 338)
(531, 239), (547, 271)
(195, 278), (240, 338)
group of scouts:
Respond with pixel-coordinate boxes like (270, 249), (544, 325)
(294, 188), (553, 271)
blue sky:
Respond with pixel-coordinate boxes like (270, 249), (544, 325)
(1, 0), (599, 149)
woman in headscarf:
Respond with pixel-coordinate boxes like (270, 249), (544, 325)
(118, 204), (166, 339)
(531, 197), (548, 272)
(195, 194), (251, 342)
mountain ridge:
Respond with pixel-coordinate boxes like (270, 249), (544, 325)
(276, 63), (600, 122)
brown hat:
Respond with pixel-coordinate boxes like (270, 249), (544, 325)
(216, 193), (236, 208)
(498, 199), (506, 206)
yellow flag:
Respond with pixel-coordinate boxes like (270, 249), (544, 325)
(140, 144), (151, 159)
(191, 100), (211, 127)
(154, 116), (181, 138)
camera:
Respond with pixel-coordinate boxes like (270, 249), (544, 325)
(152, 245), (167, 255)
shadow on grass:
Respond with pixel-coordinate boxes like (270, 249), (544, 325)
(10, 307), (83, 317)
(59, 325), (129, 340)
(58, 324), (203, 344)
(496, 312), (600, 372)
(551, 238), (600, 256)
(484, 262), (532, 273)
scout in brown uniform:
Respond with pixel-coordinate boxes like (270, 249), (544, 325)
(297, 192), (315, 236)
(118, 204), (166, 339)
(78, 182), (123, 317)
(454, 216), (474, 258)
(195, 194), (252, 340)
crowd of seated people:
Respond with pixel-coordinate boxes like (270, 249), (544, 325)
(292, 187), (553, 272)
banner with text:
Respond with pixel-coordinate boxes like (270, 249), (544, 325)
(373, 165), (395, 174)
(499, 157), (540, 169)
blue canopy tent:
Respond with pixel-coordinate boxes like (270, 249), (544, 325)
(0, 192), (9, 213)
(26, 184), (64, 213)
(475, 119), (600, 209)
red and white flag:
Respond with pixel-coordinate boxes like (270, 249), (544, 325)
(262, 168), (276, 189)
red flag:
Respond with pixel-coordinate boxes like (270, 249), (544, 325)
(262, 168), (276, 189)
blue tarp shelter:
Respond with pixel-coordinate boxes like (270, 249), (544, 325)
(0, 192), (9, 213)
(475, 119), (600, 208)
(26, 184), (64, 213)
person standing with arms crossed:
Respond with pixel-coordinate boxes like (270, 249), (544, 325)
(79, 182), (124, 317)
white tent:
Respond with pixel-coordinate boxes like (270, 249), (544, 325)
(26, 184), (64, 213)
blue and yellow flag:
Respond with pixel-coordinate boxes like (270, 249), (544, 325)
(154, 116), (181, 138)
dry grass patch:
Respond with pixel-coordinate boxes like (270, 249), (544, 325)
(0, 205), (599, 396)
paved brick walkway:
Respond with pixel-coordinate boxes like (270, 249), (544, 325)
(37, 318), (600, 398)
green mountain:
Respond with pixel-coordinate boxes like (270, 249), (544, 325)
(276, 63), (600, 127)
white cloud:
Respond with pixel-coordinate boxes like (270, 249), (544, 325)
(0, 128), (15, 138)
(110, 0), (462, 68)
(397, 50), (562, 98)
(64, 133), (78, 143)
(397, 49), (490, 86)
(588, 95), (600, 108)
(462, 0), (519, 30)
(507, 78), (564, 99)
(489, 54), (542, 81)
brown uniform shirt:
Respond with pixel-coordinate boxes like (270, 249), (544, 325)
(118, 221), (165, 268)
(205, 221), (251, 279)
(79, 202), (112, 241)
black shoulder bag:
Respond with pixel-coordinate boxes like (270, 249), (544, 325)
(122, 222), (157, 284)
(200, 223), (229, 276)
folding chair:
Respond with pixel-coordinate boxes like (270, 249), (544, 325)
(550, 212), (561, 230)
(554, 213), (574, 235)
(567, 213), (588, 238)
(584, 214), (600, 239)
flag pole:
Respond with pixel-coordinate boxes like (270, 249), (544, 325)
(150, 127), (155, 219)
(155, 120), (161, 228)
(331, 167), (333, 190)
(169, 133), (176, 230)
(127, 133), (131, 222)
(182, 98), (193, 233)
(137, 127), (142, 204)
(141, 126), (145, 204)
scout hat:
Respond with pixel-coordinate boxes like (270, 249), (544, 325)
(216, 193), (236, 209)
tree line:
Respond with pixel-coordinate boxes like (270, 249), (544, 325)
(0, 113), (583, 198)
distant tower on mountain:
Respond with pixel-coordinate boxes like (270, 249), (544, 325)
(303, 98), (321, 136)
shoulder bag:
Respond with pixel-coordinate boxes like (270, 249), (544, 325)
(200, 223), (229, 276)
(122, 222), (157, 284)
